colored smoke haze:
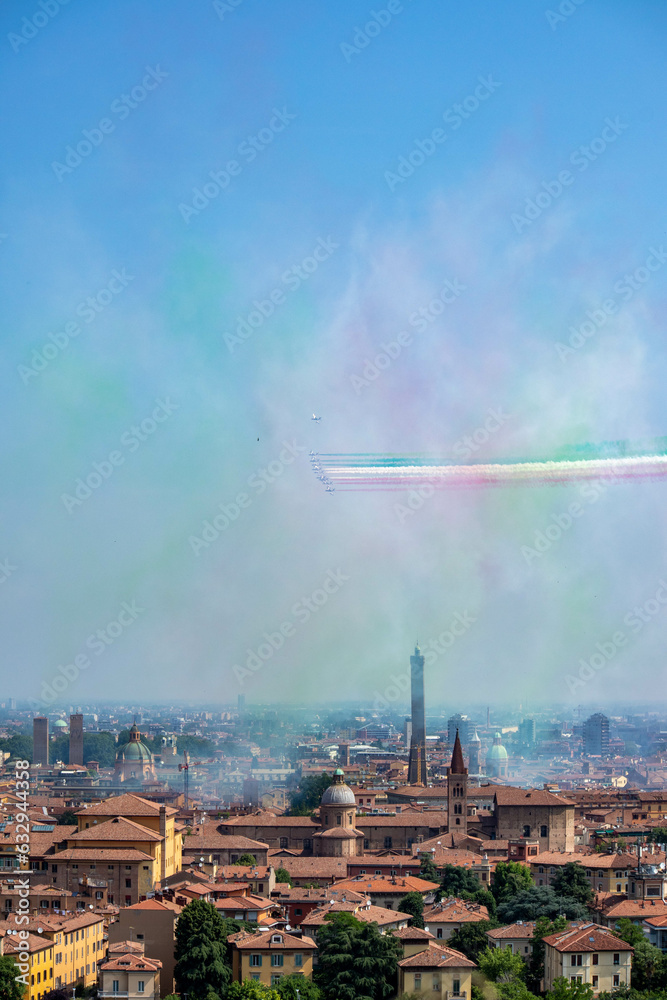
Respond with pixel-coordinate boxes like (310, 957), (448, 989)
(316, 439), (667, 490)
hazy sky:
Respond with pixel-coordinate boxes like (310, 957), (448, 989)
(3, 0), (667, 711)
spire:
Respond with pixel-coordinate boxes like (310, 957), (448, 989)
(450, 729), (465, 774)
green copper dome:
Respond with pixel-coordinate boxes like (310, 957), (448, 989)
(116, 724), (152, 763)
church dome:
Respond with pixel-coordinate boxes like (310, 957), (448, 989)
(116, 725), (152, 762)
(486, 732), (508, 763)
(321, 768), (356, 806)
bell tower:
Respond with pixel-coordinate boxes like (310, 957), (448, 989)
(447, 729), (468, 835)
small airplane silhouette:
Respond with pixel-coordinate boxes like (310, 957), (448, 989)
(325, 486), (335, 493)
(311, 414), (321, 422)
(309, 450), (319, 457)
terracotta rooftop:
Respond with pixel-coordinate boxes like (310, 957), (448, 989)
(229, 929), (317, 950)
(50, 848), (154, 861)
(76, 793), (177, 817)
(398, 941), (476, 969)
(70, 816), (163, 842)
(543, 924), (633, 953)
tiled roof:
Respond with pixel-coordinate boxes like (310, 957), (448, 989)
(543, 924), (632, 953)
(4, 932), (54, 954)
(100, 953), (162, 972)
(398, 941), (476, 969)
(229, 929), (317, 950)
(221, 816), (318, 827)
(301, 901), (407, 928)
(392, 926), (436, 940)
(214, 894), (274, 911)
(76, 794), (177, 817)
(493, 787), (575, 807)
(272, 886), (366, 903)
(50, 848), (154, 861)
(70, 817), (163, 842)
(183, 830), (269, 851)
(423, 898), (489, 923)
(334, 874), (439, 894)
(487, 922), (536, 939)
(532, 851), (636, 869)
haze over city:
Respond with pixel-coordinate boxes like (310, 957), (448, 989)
(3, 1), (667, 709)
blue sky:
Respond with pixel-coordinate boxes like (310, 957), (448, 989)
(2, 0), (667, 712)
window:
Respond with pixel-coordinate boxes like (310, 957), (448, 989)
(613, 954), (620, 965)
(137, 982), (145, 993)
(414, 973), (422, 990)
(540, 825), (548, 838)
(592, 954), (598, 966)
(436, 928), (443, 939)
(592, 976), (598, 988)
(571, 955), (582, 967)
(453, 978), (460, 994)
(271, 975), (282, 986)
(375, 869), (382, 875)
(571, 976), (582, 984)
(125, 879), (132, 888)
(250, 955), (262, 967)
(52, 864), (58, 872)
(295, 908), (302, 916)
(294, 954), (303, 967)
(433, 974), (441, 991)
(251, 974), (260, 982)
(336, 815), (341, 825)
(108, 865), (114, 870)
(617, 884), (622, 892)
(538, 866), (544, 874)
(303, 839), (312, 850)
(364, 839), (370, 850)
(614, 976), (620, 987)
(72, 865), (78, 871)
(523, 825), (531, 837)
(279, 838), (288, 849)
(384, 837), (392, 849)
(112, 981), (119, 993)
(125, 895), (131, 905)
(272, 955), (284, 967)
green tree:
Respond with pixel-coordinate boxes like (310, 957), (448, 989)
(419, 854), (440, 883)
(546, 976), (594, 1000)
(174, 900), (234, 999)
(631, 940), (667, 991)
(615, 918), (646, 947)
(551, 864), (593, 906)
(275, 867), (292, 885)
(492, 861), (534, 904)
(646, 828), (667, 846)
(234, 854), (257, 866)
(315, 911), (403, 1000)
(0, 733), (33, 763)
(226, 983), (281, 999)
(397, 891), (425, 929)
(288, 773), (332, 815)
(478, 945), (527, 983)
(497, 886), (588, 923)
(448, 920), (500, 963)
(0, 955), (27, 1000)
(438, 865), (497, 915)
(274, 975), (323, 999)
(58, 810), (78, 826)
(528, 915), (568, 991)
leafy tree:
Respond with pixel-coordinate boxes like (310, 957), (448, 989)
(314, 911), (403, 1000)
(615, 918), (646, 947)
(0, 733), (33, 763)
(288, 772), (332, 815)
(528, 915), (568, 991)
(492, 861), (534, 903)
(419, 854), (440, 883)
(398, 891), (425, 928)
(546, 976), (594, 1000)
(646, 828), (667, 846)
(497, 886), (588, 923)
(58, 810), (78, 826)
(0, 955), (26, 1000)
(234, 854), (257, 866)
(274, 975), (323, 999)
(478, 945), (527, 983)
(42, 991), (69, 1000)
(631, 940), (667, 991)
(226, 984), (281, 999)
(551, 863), (593, 906)
(438, 865), (497, 915)
(275, 867), (292, 885)
(174, 900), (234, 999)
(448, 920), (500, 963)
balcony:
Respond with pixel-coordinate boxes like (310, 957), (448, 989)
(98, 993), (130, 998)
(445, 994), (467, 999)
